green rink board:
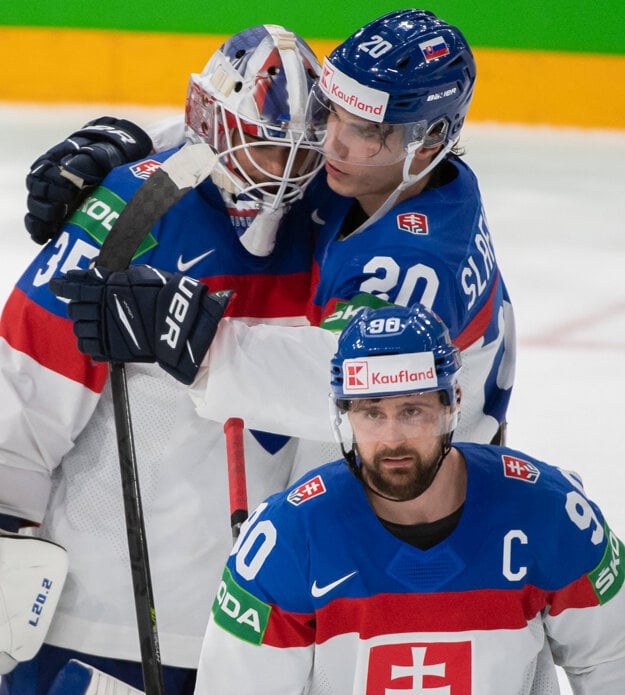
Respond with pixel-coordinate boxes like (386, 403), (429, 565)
(2, 0), (625, 55)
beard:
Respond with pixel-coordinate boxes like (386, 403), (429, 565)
(358, 442), (445, 502)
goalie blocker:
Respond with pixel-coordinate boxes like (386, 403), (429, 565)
(0, 532), (68, 674)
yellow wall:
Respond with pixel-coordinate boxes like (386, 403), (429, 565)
(2, 27), (624, 129)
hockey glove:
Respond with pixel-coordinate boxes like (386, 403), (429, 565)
(25, 117), (153, 244)
(50, 265), (232, 385)
(0, 531), (68, 675)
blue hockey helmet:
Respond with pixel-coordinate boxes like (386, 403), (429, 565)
(307, 9), (476, 161)
(331, 303), (462, 407)
(329, 303), (462, 463)
(185, 25), (324, 206)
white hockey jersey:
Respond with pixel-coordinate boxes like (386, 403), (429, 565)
(0, 151), (329, 667)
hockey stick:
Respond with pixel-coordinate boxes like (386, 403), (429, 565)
(224, 418), (248, 542)
(95, 143), (218, 694)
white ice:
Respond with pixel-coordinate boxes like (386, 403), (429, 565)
(1, 103), (624, 694)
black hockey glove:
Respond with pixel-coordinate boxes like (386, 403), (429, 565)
(50, 266), (232, 385)
(25, 117), (153, 244)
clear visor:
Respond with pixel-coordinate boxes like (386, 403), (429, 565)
(331, 392), (458, 449)
(305, 83), (428, 166)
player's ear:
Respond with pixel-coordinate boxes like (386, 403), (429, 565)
(414, 142), (443, 159)
(455, 385), (462, 405)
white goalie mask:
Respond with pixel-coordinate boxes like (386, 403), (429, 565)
(185, 24), (324, 212)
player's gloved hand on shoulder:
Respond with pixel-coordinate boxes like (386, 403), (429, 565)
(25, 116), (153, 245)
(50, 265), (232, 385)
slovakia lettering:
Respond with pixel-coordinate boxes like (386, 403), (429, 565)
(460, 212), (496, 310)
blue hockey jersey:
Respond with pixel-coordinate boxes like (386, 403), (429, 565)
(197, 444), (625, 694)
(192, 156), (515, 444)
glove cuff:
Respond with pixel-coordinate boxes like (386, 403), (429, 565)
(158, 288), (233, 385)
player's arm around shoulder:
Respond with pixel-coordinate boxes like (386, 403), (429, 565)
(196, 492), (317, 695)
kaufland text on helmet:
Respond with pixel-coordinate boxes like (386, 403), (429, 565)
(329, 83), (384, 118)
(371, 367), (435, 385)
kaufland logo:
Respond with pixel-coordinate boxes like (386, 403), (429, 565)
(319, 58), (389, 123)
(343, 353), (438, 395)
(346, 361), (368, 390)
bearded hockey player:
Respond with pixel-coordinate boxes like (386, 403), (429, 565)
(194, 303), (625, 694)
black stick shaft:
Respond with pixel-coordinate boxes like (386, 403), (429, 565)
(109, 363), (164, 694)
(95, 144), (216, 693)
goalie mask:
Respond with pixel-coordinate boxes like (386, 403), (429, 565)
(329, 303), (462, 471)
(185, 25), (324, 211)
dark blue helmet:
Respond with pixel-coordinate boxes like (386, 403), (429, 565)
(331, 303), (461, 407)
(319, 9), (476, 146)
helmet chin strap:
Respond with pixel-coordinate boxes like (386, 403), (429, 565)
(351, 137), (457, 236)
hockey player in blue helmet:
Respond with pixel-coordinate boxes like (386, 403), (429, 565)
(48, 10), (515, 451)
(329, 303), (462, 502)
(305, 8), (477, 228)
(191, 303), (625, 694)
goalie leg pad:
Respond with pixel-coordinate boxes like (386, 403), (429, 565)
(47, 660), (145, 695)
(0, 533), (68, 675)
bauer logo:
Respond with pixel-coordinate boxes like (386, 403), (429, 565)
(502, 455), (540, 483)
(419, 36), (450, 62)
(287, 475), (326, 506)
(397, 212), (429, 235)
(130, 159), (161, 180)
(363, 639), (472, 694)
(319, 58), (389, 123)
(342, 353), (437, 395)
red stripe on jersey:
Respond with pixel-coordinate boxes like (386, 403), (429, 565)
(264, 604), (315, 648)
(306, 260), (323, 325)
(262, 585), (557, 648)
(0, 288), (108, 393)
(314, 586), (552, 643)
(200, 272), (311, 320)
(454, 274), (500, 351)
(547, 573), (599, 616)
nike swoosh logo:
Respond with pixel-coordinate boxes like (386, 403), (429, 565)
(311, 208), (326, 225)
(311, 571), (358, 598)
(177, 249), (215, 272)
